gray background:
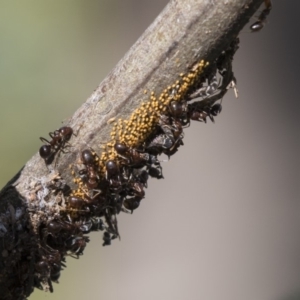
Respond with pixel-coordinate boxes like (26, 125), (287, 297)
(0, 1), (299, 299)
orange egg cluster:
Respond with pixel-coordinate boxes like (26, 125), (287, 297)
(99, 60), (209, 169)
(69, 59), (208, 198)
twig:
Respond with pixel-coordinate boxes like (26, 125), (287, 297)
(0, 0), (264, 299)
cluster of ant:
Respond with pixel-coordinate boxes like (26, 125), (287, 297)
(32, 3), (272, 289)
(31, 36), (239, 293)
(32, 0), (274, 284)
(31, 0), (273, 285)
(0, 2), (272, 298)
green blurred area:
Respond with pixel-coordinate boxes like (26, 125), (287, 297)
(0, 1), (111, 184)
(0, 0), (165, 187)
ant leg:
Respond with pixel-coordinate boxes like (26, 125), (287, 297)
(40, 137), (51, 144)
(73, 122), (84, 137)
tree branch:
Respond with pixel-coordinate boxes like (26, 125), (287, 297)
(0, 0), (264, 299)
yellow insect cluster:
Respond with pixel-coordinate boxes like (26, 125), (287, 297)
(70, 59), (208, 201)
(99, 59), (209, 169)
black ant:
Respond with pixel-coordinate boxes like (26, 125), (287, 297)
(43, 218), (91, 257)
(67, 193), (106, 215)
(187, 74), (219, 101)
(105, 160), (123, 192)
(39, 126), (73, 165)
(114, 142), (159, 169)
(123, 196), (141, 213)
(78, 149), (100, 189)
(250, 0), (272, 32)
(147, 113), (184, 158)
(103, 207), (120, 241)
(123, 180), (145, 213)
(168, 100), (189, 125)
(187, 102), (222, 123)
(210, 103), (222, 118)
(67, 196), (87, 210)
(147, 164), (164, 179)
(147, 133), (174, 155)
(35, 259), (54, 292)
(65, 235), (89, 256)
(47, 252), (65, 283)
(102, 231), (117, 246)
(35, 251), (65, 291)
(131, 169), (149, 188)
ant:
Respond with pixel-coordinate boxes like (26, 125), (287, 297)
(105, 160), (123, 193)
(123, 196), (141, 213)
(147, 164), (164, 179)
(35, 251), (65, 291)
(114, 142), (159, 169)
(210, 103), (222, 118)
(67, 196), (88, 210)
(123, 180), (145, 213)
(147, 133), (174, 155)
(250, 0), (272, 32)
(102, 231), (117, 246)
(130, 169), (149, 188)
(168, 100), (188, 125)
(43, 219), (79, 251)
(39, 126), (74, 165)
(47, 252), (65, 283)
(147, 113), (184, 157)
(78, 149), (100, 189)
(103, 206), (120, 241)
(187, 74), (219, 101)
(89, 217), (105, 231)
(35, 259), (54, 292)
(65, 235), (89, 256)
(187, 102), (222, 123)
(67, 193), (107, 216)
(44, 218), (90, 257)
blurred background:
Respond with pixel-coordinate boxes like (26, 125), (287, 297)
(0, 1), (299, 299)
